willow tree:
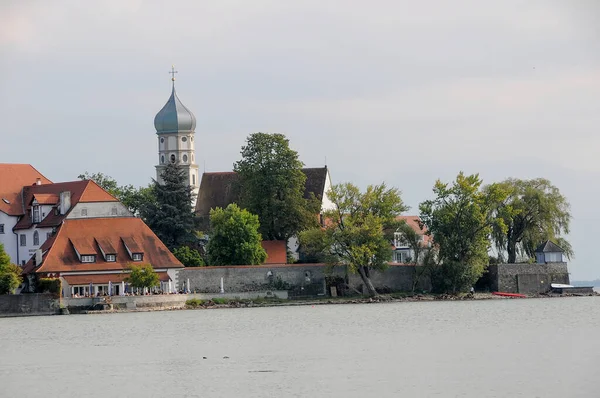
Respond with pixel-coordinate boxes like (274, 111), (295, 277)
(419, 173), (508, 293)
(300, 183), (407, 297)
(488, 178), (572, 263)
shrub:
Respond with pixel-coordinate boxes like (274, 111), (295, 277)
(173, 246), (205, 267)
(185, 298), (205, 308)
(37, 278), (61, 295)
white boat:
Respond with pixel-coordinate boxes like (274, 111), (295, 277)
(550, 283), (574, 289)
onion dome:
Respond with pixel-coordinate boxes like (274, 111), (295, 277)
(154, 83), (196, 134)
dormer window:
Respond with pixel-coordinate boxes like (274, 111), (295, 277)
(81, 255), (95, 263)
(33, 205), (41, 223)
(106, 254), (116, 262)
(132, 253), (143, 261)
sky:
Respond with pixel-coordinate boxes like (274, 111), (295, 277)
(1, 0), (598, 280)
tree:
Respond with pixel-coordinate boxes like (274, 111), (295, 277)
(206, 204), (267, 265)
(394, 220), (434, 292)
(125, 263), (160, 290)
(234, 133), (320, 241)
(0, 243), (22, 294)
(300, 183), (407, 297)
(488, 178), (572, 263)
(78, 172), (156, 217)
(419, 172), (508, 293)
(173, 246), (205, 267)
(141, 163), (196, 250)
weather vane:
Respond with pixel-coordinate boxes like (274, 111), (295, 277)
(169, 65), (178, 82)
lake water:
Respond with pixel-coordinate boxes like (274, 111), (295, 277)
(1, 298), (599, 398)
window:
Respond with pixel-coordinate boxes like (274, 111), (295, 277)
(33, 205), (40, 223)
(170, 154), (176, 163)
(132, 253), (142, 261)
(160, 137), (164, 143)
(182, 154), (188, 163)
(54, 207), (59, 216)
(33, 231), (39, 246)
(81, 255), (95, 263)
(192, 174), (196, 185)
(46, 232), (52, 240)
(111, 207), (118, 215)
(0, 224), (4, 234)
(106, 254), (116, 262)
(161, 155), (165, 164)
(182, 137), (187, 142)
(20, 234), (26, 246)
(81, 208), (88, 216)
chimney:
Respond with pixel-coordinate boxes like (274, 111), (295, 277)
(36, 178), (41, 185)
(35, 249), (43, 267)
(59, 191), (71, 215)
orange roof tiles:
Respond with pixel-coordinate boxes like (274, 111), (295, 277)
(33, 193), (59, 205)
(396, 215), (433, 246)
(62, 272), (171, 285)
(0, 164), (52, 215)
(261, 240), (287, 264)
(26, 217), (183, 274)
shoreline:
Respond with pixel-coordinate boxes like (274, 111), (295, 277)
(81, 291), (599, 315)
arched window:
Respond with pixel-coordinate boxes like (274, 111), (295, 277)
(161, 155), (165, 164)
(33, 230), (39, 246)
(192, 174), (196, 185)
(170, 154), (176, 163)
(160, 137), (164, 143)
(182, 154), (188, 163)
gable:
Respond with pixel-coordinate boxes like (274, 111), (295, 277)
(0, 164), (52, 216)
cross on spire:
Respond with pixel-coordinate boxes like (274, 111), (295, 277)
(169, 65), (178, 82)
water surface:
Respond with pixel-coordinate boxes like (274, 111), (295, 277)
(1, 298), (599, 397)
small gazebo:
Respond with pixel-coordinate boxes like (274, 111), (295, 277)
(535, 240), (565, 264)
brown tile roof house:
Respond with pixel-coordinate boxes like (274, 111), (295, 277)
(23, 217), (183, 296)
(395, 215), (433, 247)
(0, 163), (52, 216)
(14, 180), (118, 230)
(195, 167), (329, 226)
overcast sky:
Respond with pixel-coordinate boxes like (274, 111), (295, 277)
(1, 0), (598, 279)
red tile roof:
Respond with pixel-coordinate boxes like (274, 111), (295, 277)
(14, 180), (118, 230)
(0, 164), (52, 215)
(261, 240), (287, 264)
(33, 193), (59, 205)
(396, 215), (433, 246)
(24, 217), (183, 274)
(62, 272), (171, 285)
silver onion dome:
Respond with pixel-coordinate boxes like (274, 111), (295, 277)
(154, 84), (196, 134)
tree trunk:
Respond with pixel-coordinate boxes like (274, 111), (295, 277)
(507, 237), (517, 263)
(357, 266), (378, 297)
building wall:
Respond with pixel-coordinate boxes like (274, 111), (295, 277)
(0, 212), (18, 264)
(321, 170), (335, 212)
(16, 226), (53, 266)
(488, 263), (570, 294)
(67, 202), (132, 219)
(178, 264), (431, 295)
(0, 294), (59, 317)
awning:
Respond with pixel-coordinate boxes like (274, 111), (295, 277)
(62, 272), (171, 285)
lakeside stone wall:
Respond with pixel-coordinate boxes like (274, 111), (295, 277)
(178, 264), (431, 296)
(488, 263), (570, 294)
(0, 294), (59, 317)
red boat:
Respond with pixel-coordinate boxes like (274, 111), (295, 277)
(492, 292), (527, 298)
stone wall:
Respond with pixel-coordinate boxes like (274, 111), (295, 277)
(488, 263), (570, 294)
(63, 291), (287, 313)
(178, 263), (431, 295)
(0, 294), (59, 317)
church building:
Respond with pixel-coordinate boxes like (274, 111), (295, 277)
(153, 67), (200, 206)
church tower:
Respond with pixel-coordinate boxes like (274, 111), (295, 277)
(154, 67), (200, 205)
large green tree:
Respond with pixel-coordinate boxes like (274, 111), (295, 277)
(419, 173), (508, 293)
(207, 204), (267, 266)
(488, 178), (572, 263)
(234, 133), (320, 241)
(141, 163), (196, 250)
(0, 243), (22, 295)
(125, 263), (160, 290)
(78, 171), (155, 217)
(173, 246), (205, 267)
(300, 183), (407, 297)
